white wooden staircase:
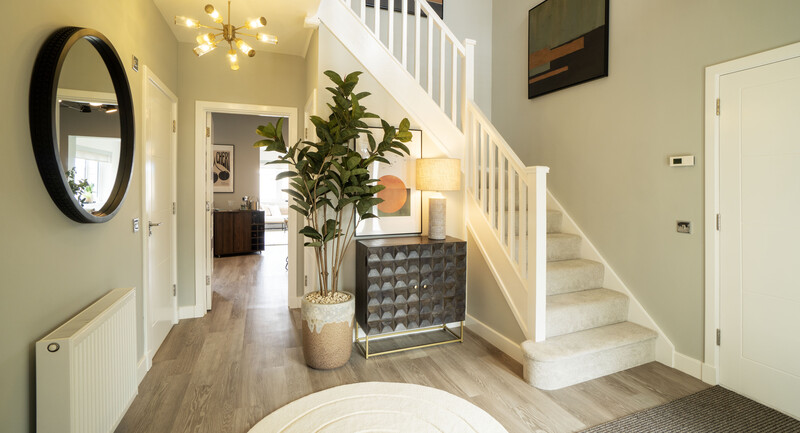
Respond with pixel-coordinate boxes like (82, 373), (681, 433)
(315, 0), (663, 390)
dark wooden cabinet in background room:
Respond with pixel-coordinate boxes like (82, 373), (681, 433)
(213, 210), (265, 256)
(355, 236), (466, 336)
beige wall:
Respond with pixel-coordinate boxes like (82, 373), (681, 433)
(0, 1), (178, 431)
(176, 44), (307, 306)
(467, 232), (527, 342)
(491, 0), (800, 359)
(444, 0), (493, 116)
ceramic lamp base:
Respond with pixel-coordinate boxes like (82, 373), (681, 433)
(428, 197), (446, 240)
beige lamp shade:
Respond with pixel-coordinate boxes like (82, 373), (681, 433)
(416, 158), (461, 191)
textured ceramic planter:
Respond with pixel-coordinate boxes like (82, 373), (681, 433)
(300, 292), (355, 370)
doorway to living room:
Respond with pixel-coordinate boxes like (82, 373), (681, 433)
(194, 101), (300, 314)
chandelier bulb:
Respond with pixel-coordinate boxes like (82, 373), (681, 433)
(175, 16), (200, 28)
(247, 17), (267, 29)
(204, 4), (223, 23)
(257, 33), (278, 45)
(235, 39), (256, 57)
(193, 43), (216, 57)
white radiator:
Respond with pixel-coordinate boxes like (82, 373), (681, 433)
(36, 287), (138, 433)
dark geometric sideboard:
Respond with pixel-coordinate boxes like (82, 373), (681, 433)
(355, 236), (467, 336)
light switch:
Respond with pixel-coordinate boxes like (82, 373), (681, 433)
(669, 155), (695, 167)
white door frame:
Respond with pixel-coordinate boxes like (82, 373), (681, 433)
(302, 90), (317, 298)
(703, 41), (800, 386)
(141, 65), (178, 374)
(194, 101), (301, 314)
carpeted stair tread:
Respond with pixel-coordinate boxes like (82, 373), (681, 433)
(547, 233), (582, 261)
(546, 288), (629, 338)
(523, 322), (656, 363)
(547, 259), (604, 295)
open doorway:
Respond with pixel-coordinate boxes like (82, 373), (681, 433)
(194, 101), (301, 315)
(208, 112), (290, 306)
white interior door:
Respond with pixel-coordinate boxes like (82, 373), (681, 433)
(719, 55), (800, 419)
(144, 69), (177, 361)
(206, 112), (214, 310)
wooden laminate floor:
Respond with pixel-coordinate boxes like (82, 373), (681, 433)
(116, 251), (709, 433)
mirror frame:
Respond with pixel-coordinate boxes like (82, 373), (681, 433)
(29, 27), (134, 223)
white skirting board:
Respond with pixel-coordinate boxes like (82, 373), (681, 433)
(137, 355), (149, 384)
(546, 191), (676, 367)
(179, 305), (199, 320)
(465, 314), (523, 363)
(673, 351), (717, 383)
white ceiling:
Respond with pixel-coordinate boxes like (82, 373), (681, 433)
(152, 0), (321, 57)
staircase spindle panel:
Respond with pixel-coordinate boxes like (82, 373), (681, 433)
(498, 154), (506, 243)
(472, 115), (480, 196)
(387, 0), (395, 54)
(451, 45), (458, 124)
(439, 27), (446, 109)
(519, 176), (528, 278)
(479, 129), (487, 211)
(427, 16), (433, 95)
(488, 138), (496, 226)
(401, 0), (408, 68)
(414, 1), (421, 82)
(508, 167), (516, 262)
(373, 0), (380, 41)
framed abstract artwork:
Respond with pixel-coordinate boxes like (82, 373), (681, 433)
(528, 0), (609, 99)
(365, 0), (443, 19)
(355, 127), (423, 237)
(213, 144), (234, 193)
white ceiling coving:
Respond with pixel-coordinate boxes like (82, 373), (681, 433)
(152, 0), (321, 57)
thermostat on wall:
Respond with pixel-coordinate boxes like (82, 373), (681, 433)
(669, 155), (695, 167)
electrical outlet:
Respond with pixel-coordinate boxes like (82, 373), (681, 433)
(133, 218), (140, 233)
(677, 221), (691, 234)
(132, 55), (139, 72)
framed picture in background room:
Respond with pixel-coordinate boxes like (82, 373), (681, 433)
(355, 127), (423, 237)
(528, 0), (609, 99)
(213, 144), (234, 193)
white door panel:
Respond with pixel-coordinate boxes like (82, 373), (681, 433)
(719, 55), (800, 419)
(145, 71), (177, 360)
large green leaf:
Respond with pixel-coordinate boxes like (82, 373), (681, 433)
(299, 226), (322, 240)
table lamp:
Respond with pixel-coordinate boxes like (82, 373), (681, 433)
(416, 158), (461, 240)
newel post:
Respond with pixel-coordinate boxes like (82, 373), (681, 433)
(525, 166), (549, 342)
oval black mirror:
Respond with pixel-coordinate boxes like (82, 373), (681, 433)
(29, 27), (134, 223)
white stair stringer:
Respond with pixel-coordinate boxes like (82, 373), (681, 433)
(316, 0), (465, 160)
(466, 196), (532, 340)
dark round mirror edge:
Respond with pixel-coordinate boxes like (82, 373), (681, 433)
(29, 27), (135, 224)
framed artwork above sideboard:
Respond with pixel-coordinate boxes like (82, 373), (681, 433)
(213, 144), (234, 193)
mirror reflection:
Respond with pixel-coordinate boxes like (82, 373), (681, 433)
(56, 38), (120, 212)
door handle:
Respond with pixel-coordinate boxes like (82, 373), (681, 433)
(148, 221), (162, 236)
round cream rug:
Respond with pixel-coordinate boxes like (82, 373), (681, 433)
(248, 381), (509, 433)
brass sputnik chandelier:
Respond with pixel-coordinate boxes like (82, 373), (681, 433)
(174, 1), (277, 70)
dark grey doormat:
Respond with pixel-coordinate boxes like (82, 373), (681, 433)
(580, 386), (800, 432)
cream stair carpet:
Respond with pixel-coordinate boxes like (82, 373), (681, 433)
(521, 210), (657, 390)
(247, 382), (509, 433)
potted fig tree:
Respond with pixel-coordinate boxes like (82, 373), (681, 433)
(255, 71), (411, 369)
